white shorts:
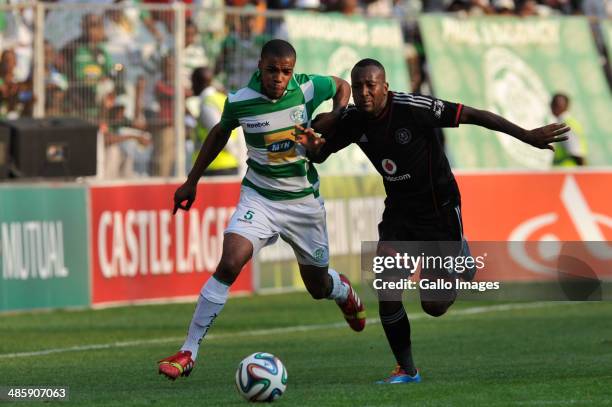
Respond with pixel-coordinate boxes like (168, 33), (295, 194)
(225, 186), (329, 267)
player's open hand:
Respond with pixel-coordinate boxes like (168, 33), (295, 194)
(522, 123), (570, 151)
(173, 181), (197, 214)
(294, 125), (325, 152)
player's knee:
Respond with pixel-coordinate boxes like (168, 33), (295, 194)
(421, 301), (451, 317)
(215, 257), (244, 283)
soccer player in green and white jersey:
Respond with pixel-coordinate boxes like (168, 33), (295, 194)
(158, 39), (366, 380)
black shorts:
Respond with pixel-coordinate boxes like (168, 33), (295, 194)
(378, 202), (464, 242)
(377, 203), (467, 303)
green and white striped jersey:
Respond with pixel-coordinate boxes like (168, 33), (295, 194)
(219, 71), (336, 201)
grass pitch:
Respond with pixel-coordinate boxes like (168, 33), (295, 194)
(1, 292), (611, 406)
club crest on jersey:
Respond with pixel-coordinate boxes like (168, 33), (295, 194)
(382, 158), (397, 175)
(313, 247), (327, 262)
(433, 100), (445, 119)
(394, 128), (411, 144)
(290, 107), (305, 124)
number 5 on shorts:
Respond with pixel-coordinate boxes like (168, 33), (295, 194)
(244, 210), (254, 220)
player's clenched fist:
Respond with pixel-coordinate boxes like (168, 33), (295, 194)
(173, 181), (197, 214)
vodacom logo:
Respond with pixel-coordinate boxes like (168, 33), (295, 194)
(508, 175), (612, 275)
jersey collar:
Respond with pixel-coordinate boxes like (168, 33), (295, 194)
(247, 70), (299, 101)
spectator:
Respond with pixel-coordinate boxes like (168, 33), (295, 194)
(0, 48), (19, 118)
(62, 13), (115, 118)
(582, 0), (612, 88)
(403, 26), (429, 94)
(152, 54), (178, 176)
(518, 0), (540, 15)
(468, 0), (494, 14)
(0, 3), (34, 83)
(338, 0), (363, 14)
(190, 66), (244, 175)
(99, 0), (172, 59)
(183, 19), (208, 91)
(104, 2), (142, 121)
(148, 6), (175, 57)
(225, 0), (268, 36)
(582, 0), (610, 18)
(215, 7), (271, 92)
(104, 0), (175, 128)
(44, 41), (69, 116)
(100, 91), (152, 178)
(446, 0), (472, 13)
(0, 48), (32, 118)
(550, 93), (587, 167)
(104, 1), (138, 46)
(194, 0), (225, 36)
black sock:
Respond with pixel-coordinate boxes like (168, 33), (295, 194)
(379, 303), (417, 376)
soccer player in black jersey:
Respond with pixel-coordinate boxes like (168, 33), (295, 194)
(296, 58), (570, 384)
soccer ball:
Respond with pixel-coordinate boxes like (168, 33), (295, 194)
(235, 352), (287, 402)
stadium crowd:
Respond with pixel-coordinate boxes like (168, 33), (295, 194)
(0, 0), (610, 177)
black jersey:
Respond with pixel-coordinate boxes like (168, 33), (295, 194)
(320, 91), (463, 214)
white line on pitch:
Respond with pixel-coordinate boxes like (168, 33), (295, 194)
(0, 302), (566, 359)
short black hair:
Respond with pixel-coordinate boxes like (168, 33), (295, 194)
(551, 92), (570, 106)
(191, 66), (213, 92)
(353, 58), (385, 75)
(261, 39), (296, 60)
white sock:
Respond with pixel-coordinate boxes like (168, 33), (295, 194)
(181, 277), (229, 360)
(327, 268), (349, 303)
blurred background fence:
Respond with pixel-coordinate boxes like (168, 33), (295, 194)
(1, 1), (610, 181)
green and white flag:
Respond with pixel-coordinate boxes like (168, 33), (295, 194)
(420, 16), (612, 169)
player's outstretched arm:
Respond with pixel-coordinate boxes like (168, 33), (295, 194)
(459, 105), (570, 151)
(173, 123), (232, 214)
(311, 76), (350, 135)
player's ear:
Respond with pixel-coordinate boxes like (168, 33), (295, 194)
(257, 59), (262, 72)
(384, 82), (389, 92)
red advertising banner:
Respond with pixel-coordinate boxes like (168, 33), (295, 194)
(90, 180), (251, 305)
(457, 172), (612, 281)
(458, 172), (611, 241)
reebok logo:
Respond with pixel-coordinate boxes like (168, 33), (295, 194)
(246, 121), (270, 129)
